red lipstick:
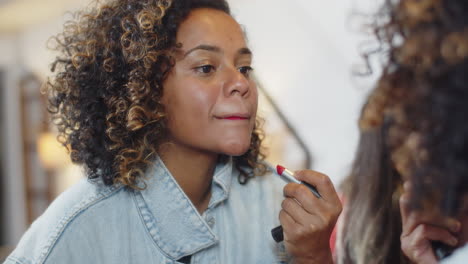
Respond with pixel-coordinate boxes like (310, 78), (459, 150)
(276, 165), (286, 175)
(224, 116), (248, 120)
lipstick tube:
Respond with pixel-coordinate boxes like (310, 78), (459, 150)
(276, 165), (321, 199)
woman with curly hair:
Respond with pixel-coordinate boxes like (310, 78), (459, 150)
(338, 0), (468, 263)
(5, 0), (342, 263)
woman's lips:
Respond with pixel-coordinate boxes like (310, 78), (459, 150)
(215, 113), (250, 120)
(223, 116), (249, 120)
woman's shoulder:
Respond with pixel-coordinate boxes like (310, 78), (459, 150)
(6, 178), (127, 264)
(46, 177), (124, 216)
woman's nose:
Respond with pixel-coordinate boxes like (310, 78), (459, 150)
(223, 67), (250, 97)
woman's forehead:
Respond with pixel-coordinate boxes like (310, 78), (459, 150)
(176, 8), (247, 51)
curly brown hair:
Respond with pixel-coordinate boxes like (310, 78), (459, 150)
(46, 0), (266, 188)
(361, 0), (468, 213)
(340, 0), (468, 263)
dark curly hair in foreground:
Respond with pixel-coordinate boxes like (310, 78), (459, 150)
(340, 0), (468, 263)
(362, 0), (468, 214)
(46, 0), (266, 188)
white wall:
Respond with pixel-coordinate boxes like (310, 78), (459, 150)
(0, 35), (28, 246)
(229, 0), (381, 183)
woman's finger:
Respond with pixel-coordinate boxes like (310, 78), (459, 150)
(401, 224), (456, 264)
(283, 183), (327, 216)
(413, 224), (458, 247)
(279, 209), (301, 241)
(400, 185), (460, 235)
(281, 197), (323, 226)
(295, 170), (340, 204)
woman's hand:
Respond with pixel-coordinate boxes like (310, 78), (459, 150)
(279, 170), (342, 264)
(400, 182), (460, 264)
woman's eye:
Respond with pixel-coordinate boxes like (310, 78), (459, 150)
(196, 65), (215, 74)
(239, 66), (253, 76)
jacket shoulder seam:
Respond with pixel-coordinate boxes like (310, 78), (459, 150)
(37, 184), (125, 264)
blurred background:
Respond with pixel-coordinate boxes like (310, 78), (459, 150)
(0, 0), (381, 258)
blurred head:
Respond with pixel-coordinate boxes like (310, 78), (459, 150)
(340, 0), (468, 262)
(46, 0), (266, 188)
(360, 0), (468, 216)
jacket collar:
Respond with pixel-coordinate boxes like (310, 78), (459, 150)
(135, 156), (234, 260)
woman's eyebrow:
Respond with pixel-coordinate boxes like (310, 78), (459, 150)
(183, 45), (252, 57)
(183, 45), (221, 57)
(238, 47), (252, 55)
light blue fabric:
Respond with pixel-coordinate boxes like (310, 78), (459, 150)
(441, 244), (468, 264)
(5, 157), (290, 264)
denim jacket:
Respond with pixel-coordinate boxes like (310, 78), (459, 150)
(5, 157), (290, 264)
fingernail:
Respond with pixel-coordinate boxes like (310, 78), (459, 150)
(403, 181), (411, 190)
(450, 237), (458, 246)
(451, 221), (461, 233)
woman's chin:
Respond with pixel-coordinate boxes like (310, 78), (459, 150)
(219, 141), (251, 157)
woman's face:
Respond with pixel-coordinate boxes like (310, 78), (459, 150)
(161, 8), (258, 157)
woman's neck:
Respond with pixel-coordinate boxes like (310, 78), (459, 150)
(158, 142), (218, 213)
